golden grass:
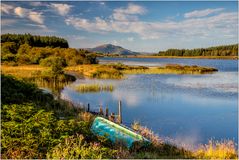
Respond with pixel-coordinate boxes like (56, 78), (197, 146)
(194, 140), (238, 159)
(79, 112), (95, 122)
(131, 121), (238, 159)
(131, 121), (163, 147)
(1, 65), (48, 79)
(123, 64), (218, 75)
(2, 63), (218, 82)
(66, 63), (217, 80)
(123, 67), (212, 75)
(65, 64), (124, 79)
(74, 84), (114, 93)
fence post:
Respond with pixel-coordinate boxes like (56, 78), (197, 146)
(99, 105), (103, 115)
(118, 100), (122, 124)
(87, 103), (90, 112)
(105, 106), (109, 117)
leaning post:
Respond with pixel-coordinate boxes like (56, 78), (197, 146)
(118, 100), (122, 124)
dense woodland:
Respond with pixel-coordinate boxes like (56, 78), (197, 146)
(157, 44), (238, 56)
(1, 34), (98, 66)
(1, 33), (69, 48)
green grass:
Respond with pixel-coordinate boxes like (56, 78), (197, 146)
(74, 84), (114, 93)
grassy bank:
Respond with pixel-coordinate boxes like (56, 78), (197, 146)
(1, 74), (237, 159)
(1, 65), (75, 82)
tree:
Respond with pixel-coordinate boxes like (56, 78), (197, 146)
(16, 43), (32, 64)
(40, 56), (67, 75)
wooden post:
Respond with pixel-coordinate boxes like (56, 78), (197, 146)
(105, 106), (109, 117)
(87, 103), (90, 112)
(99, 105), (103, 115)
(118, 100), (122, 124)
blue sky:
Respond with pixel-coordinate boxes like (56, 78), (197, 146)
(1, 1), (238, 52)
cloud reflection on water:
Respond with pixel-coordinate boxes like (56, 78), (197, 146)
(165, 72), (238, 93)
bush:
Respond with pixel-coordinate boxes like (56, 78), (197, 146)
(1, 103), (95, 159)
(40, 56), (67, 75)
(1, 74), (39, 104)
(47, 134), (116, 159)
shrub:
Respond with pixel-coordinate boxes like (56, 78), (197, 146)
(46, 134), (116, 159)
(40, 56), (67, 75)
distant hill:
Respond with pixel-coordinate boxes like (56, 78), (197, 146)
(86, 44), (139, 55)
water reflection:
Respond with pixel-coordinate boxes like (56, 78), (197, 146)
(26, 77), (74, 98)
(60, 58), (238, 146)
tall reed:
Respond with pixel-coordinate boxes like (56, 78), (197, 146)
(74, 84), (114, 93)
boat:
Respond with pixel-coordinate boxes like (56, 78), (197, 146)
(91, 116), (150, 149)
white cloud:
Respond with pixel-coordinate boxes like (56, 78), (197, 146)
(25, 23), (47, 29)
(127, 37), (134, 42)
(14, 7), (28, 17)
(112, 3), (146, 21)
(112, 40), (118, 45)
(65, 3), (237, 40)
(50, 3), (72, 16)
(1, 3), (14, 14)
(28, 11), (44, 24)
(30, 2), (44, 7)
(14, 7), (44, 25)
(65, 17), (112, 33)
(114, 3), (146, 15)
(99, 2), (105, 6)
(184, 8), (224, 18)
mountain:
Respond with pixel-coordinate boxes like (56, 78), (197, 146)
(87, 44), (139, 55)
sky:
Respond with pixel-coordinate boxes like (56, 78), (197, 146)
(1, 1), (238, 52)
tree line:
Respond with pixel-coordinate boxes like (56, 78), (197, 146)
(1, 34), (98, 66)
(157, 44), (238, 56)
(1, 33), (69, 48)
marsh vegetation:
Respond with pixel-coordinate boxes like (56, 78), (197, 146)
(66, 63), (218, 79)
(74, 84), (114, 93)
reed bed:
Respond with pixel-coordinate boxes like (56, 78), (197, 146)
(65, 64), (124, 79)
(74, 84), (114, 93)
(1, 65), (48, 79)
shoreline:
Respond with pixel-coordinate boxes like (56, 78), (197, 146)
(100, 55), (238, 60)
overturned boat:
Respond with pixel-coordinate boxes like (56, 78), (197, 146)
(91, 116), (150, 149)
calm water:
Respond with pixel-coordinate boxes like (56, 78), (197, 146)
(61, 57), (238, 148)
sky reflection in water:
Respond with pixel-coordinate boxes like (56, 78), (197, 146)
(61, 58), (238, 148)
